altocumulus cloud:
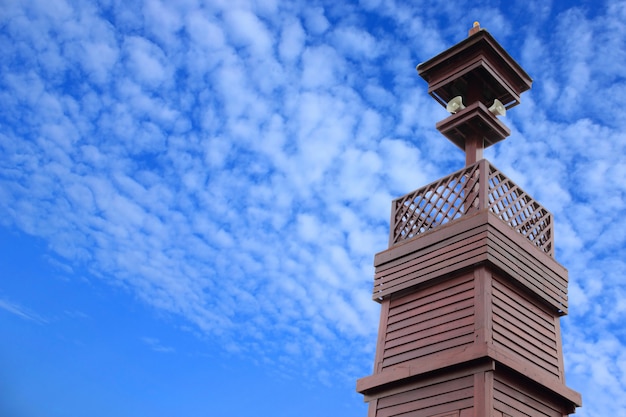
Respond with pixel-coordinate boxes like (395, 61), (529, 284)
(1, 1), (626, 415)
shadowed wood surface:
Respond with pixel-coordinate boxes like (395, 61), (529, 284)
(492, 274), (562, 380)
(370, 366), (483, 417)
(493, 368), (576, 416)
(417, 29), (532, 110)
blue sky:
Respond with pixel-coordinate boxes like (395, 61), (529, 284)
(1, 0), (626, 416)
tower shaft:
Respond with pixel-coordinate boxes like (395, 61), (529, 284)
(357, 25), (581, 417)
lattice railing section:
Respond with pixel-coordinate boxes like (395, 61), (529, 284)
(486, 164), (553, 256)
(390, 160), (554, 256)
(390, 163), (481, 245)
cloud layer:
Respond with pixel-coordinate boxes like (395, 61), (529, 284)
(1, 1), (626, 415)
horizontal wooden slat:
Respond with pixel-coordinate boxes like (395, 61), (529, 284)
(492, 281), (555, 334)
(377, 375), (473, 409)
(386, 314), (475, 353)
(379, 393), (473, 417)
(385, 322), (475, 358)
(491, 272), (563, 380)
(492, 327), (560, 377)
(375, 246), (488, 299)
(375, 241), (488, 296)
(492, 304), (557, 353)
(376, 257), (487, 301)
(382, 330), (474, 368)
(387, 305), (474, 346)
(488, 224), (566, 293)
(486, 228), (567, 312)
(387, 298), (475, 337)
(486, 244), (565, 307)
(376, 231), (488, 280)
(387, 283), (474, 329)
(358, 351), (492, 397)
(378, 376), (474, 417)
(389, 274), (474, 312)
(379, 273), (479, 370)
(494, 378), (563, 417)
(372, 211), (569, 313)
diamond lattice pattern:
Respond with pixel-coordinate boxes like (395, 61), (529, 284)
(392, 164), (480, 244)
(390, 161), (553, 256)
(487, 167), (553, 255)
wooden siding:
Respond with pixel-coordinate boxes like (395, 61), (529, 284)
(493, 374), (566, 417)
(373, 211), (569, 314)
(485, 217), (567, 314)
(381, 274), (475, 369)
(373, 220), (489, 300)
(375, 374), (474, 417)
(491, 275), (562, 380)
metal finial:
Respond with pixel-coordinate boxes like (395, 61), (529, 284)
(469, 21), (481, 36)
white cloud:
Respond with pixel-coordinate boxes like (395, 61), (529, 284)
(186, 13), (226, 51)
(296, 213), (321, 243)
(332, 26), (380, 60)
(223, 9), (273, 56)
(2, 2), (626, 415)
(279, 18), (306, 62)
(0, 298), (48, 324)
(80, 40), (120, 84)
(124, 36), (169, 87)
(303, 7), (330, 35)
(142, 0), (184, 48)
(301, 45), (344, 89)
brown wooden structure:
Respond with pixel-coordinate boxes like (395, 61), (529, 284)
(357, 23), (582, 417)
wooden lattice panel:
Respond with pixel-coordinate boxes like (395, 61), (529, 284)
(390, 160), (553, 256)
(390, 164), (480, 245)
(486, 165), (553, 255)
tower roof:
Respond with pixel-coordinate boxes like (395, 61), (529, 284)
(417, 25), (533, 165)
(417, 28), (532, 110)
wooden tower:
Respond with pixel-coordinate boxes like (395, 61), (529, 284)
(357, 23), (582, 417)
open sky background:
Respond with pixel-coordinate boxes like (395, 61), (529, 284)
(1, 0), (625, 416)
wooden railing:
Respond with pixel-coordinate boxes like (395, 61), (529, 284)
(389, 159), (553, 256)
